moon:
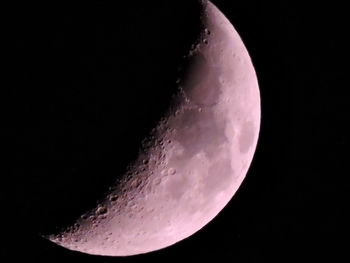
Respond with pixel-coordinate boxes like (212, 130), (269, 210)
(48, 0), (260, 256)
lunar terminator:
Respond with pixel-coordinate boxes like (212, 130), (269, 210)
(48, 0), (261, 256)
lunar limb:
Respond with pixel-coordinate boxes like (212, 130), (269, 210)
(48, 1), (260, 256)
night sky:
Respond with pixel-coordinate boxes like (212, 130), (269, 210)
(2, 0), (347, 262)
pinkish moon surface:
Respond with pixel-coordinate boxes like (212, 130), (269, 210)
(48, 0), (261, 256)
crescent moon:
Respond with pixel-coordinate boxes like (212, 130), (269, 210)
(48, 0), (261, 256)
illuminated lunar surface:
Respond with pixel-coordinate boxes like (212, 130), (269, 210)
(48, 0), (261, 256)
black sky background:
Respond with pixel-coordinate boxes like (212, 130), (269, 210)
(2, 0), (348, 262)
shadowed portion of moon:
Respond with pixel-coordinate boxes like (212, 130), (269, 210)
(47, 0), (260, 256)
(11, 0), (204, 236)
